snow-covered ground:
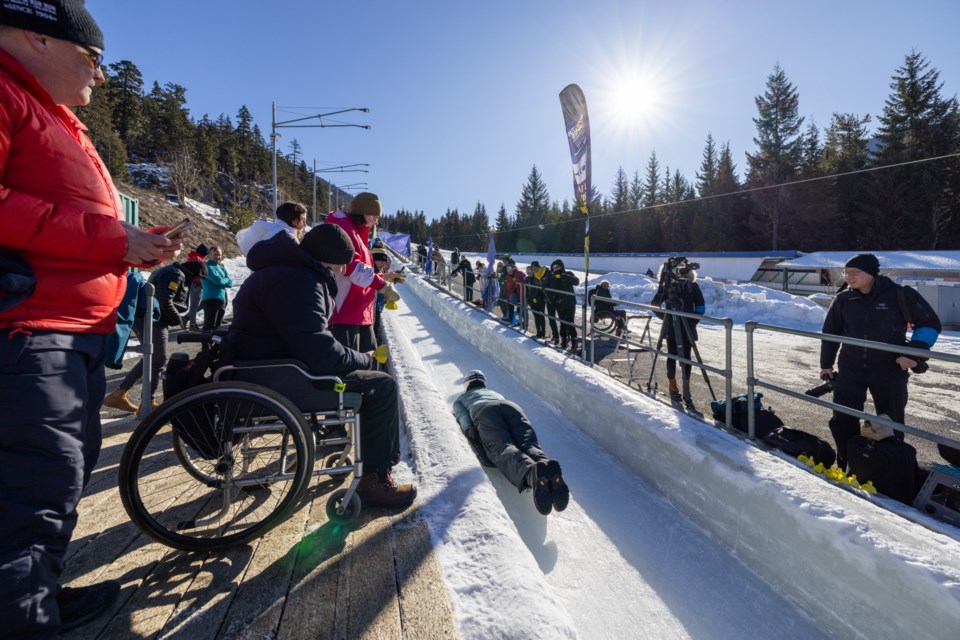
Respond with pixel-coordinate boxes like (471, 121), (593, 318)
(212, 253), (960, 638)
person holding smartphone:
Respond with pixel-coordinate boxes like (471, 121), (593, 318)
(0, 4), (187, 635)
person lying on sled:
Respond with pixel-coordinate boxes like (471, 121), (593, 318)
(451, 370), (569, 515)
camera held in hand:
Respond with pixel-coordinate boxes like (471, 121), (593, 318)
(805, 372), (836, 398)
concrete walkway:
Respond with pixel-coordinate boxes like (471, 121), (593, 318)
(62, 332), (458, 639)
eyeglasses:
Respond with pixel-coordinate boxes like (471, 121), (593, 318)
(80, 45), (103, 70)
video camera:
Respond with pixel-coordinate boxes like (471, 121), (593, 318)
(664, 256), (700, 279)
(805, 373), (835, 398)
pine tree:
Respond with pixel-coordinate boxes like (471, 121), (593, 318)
(105, 60), (145, 151)
(745, 63), (805, 249)
(869, 51), (960, 248)
(76, 69), (128, 181)
(818, 112), (872, 249)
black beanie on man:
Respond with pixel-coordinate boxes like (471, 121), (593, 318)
(0, 0), (104, 49)
(301, 224), (355, 265)
(844, 253), (880, 277)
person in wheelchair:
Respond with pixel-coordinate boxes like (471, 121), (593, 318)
(225, 223), (417, 509)
(587, 280), (627, 336)
(452, 371), (569, 516)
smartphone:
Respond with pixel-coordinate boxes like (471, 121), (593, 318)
(397, 266), (406, 273)
(163, 218), (193, 238)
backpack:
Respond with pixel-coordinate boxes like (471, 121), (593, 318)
(710, 393), (783, 439)
(764, 427), (837, 468)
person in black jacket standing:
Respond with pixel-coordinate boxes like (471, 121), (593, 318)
(819, 253), (941, 470)
(226, 224), (417, 508)
(450, 256), (475, 302)
(650, 260), (705, 409)
(549, 259), (580, 351)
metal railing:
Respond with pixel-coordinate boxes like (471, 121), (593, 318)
(745, 321), (960, 451)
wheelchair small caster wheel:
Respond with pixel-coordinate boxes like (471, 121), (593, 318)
(326, 489), (361, 523)
(323, 452), (352, 469)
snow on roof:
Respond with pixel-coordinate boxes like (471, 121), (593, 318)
(781, 251), (960, 271)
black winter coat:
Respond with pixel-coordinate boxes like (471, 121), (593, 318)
(148, 264), (188, 327)
(546, 268), (579, 309)
(820, 275), (941, 370)
(587, 285), (616, 313)
(650, 279), (704, 341)
(226, 233), (375, 374)
(450, 258), (475, 286)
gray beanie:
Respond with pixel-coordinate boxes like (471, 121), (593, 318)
(0, 0), (104, 49)
(302, 224), (355, 265)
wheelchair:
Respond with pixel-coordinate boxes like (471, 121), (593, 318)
(118, 332), (366, 552)
(593, 308), (627, 335)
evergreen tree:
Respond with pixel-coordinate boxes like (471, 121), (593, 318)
(105, 60), (145, 151)
(818, 113), (872, 249)
(515, 165), (551, 252)
(869, 51), (960, 248)
(76, 69), (128, 181)
(745, 63), (804, 249)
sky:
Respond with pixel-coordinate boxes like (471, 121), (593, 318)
(89, 0), (960, 221)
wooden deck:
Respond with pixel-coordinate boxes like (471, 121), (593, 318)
(60, 341), (459, 639)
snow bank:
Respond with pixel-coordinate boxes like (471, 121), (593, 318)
(403, 274), (960, 639)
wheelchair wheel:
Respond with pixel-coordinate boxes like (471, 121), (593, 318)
(325, 488), (361, 523)
(323, 451), (353, 471)
(594, 311), (617, 334)
(119, 381), (315, 552)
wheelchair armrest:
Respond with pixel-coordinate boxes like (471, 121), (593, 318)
(214, 360), (345, 388)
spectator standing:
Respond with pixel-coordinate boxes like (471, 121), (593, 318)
(450, 247), (460, 269)
(451, 256), (475, 302)
(182, 242), (208, 331)
(819, 253), (941, 469)
(200, 245), (232, 331)
(650, 261), (705, 410)
(226, 225), (416, 508)
(0, 4), (186, 634)
(326, 192), (402, 352)
(525, 261), (548, 339)
(503, 259), (525, 325)
(417, 242), (427, 270)
(549, 259), (580, 351)
(432, 246), (447, 286)
(452, 370), (569, 515)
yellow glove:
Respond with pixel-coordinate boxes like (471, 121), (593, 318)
(861, 481), (878, 495)
(374, 344), (388, 364)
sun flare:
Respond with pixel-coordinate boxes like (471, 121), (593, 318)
(608, 72), (664, 130)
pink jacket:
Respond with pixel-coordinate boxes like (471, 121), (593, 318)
(325, 211), (384, 326)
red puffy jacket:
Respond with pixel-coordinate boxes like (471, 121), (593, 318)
(0, 47), (128, 334)
(326, 211), (384, 326)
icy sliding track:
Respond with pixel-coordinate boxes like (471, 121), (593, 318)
(382, 282), (827, 639)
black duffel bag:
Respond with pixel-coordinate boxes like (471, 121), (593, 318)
(764, 427), (837, 468)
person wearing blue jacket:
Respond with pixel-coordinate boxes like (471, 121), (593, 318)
(200, 246), (233, 331)
(819, 253), (941, 470)
(452, 370), (569, 516)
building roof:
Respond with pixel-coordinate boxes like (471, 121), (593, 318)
(780, 251), (960, 271)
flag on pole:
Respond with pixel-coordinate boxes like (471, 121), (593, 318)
(483, 233), (497, 310)
(559, 83), (592, 273)
(426, 237), (434, 275)
(484, 233), (496, 278)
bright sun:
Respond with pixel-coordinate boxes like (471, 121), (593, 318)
(610, 74), (663, 130)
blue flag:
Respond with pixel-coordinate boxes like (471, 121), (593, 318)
(426, 237), (434, 275)
(485, 234), (496, 278)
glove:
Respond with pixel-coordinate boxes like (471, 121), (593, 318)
(382, 282), (401, 303)
(385, 300), (398, 310)
(374, 344), (388, 364)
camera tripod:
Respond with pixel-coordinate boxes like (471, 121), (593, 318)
(642, 280), (717, 409)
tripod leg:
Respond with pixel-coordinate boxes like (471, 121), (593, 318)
(679, 317), (717, 401)
(646, 317), (668, 392)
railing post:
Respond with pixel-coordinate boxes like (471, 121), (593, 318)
(745, 321), (757, 439)
(138, 283), (156, 419)
(724, 318), (733, 429)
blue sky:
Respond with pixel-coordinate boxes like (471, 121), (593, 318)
(89, 0), (960, 221)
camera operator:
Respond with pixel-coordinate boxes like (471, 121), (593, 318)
(819, 253), (941, 470)
(650, 258), (705, 408)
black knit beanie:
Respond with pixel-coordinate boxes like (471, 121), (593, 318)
(0, 0), (104, 49)
(844, 253), (880, 277)
(196, 243), (210, 257)
(302, 224), (355, 265)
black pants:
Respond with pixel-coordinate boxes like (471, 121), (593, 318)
(343, 370), (401, 477)
(464, 277), (474, 302)
(664, 318), (694, 380)
(201, 298), (226, 332)
(474, 401), (547, 491)
(829, 363), (908, 469)
(558, 303), (577, 342)
(530, 303), (546, 337)
(332, 324), (377, 352)
(545, 302), (560, 341)
(0, 331), (105, 637)
(118, 322), (168, 396)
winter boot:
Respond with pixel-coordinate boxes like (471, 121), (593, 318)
(668, 379), (682, 405)
(103, 389), (138, 413)
(356, 471), (417, 509)
(529, 463), (553, 516)
(682, 379), (696, 412)
(58, 580), (121, 631)
(189, 322), (201, 332)
(543, 459), (569, 512)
